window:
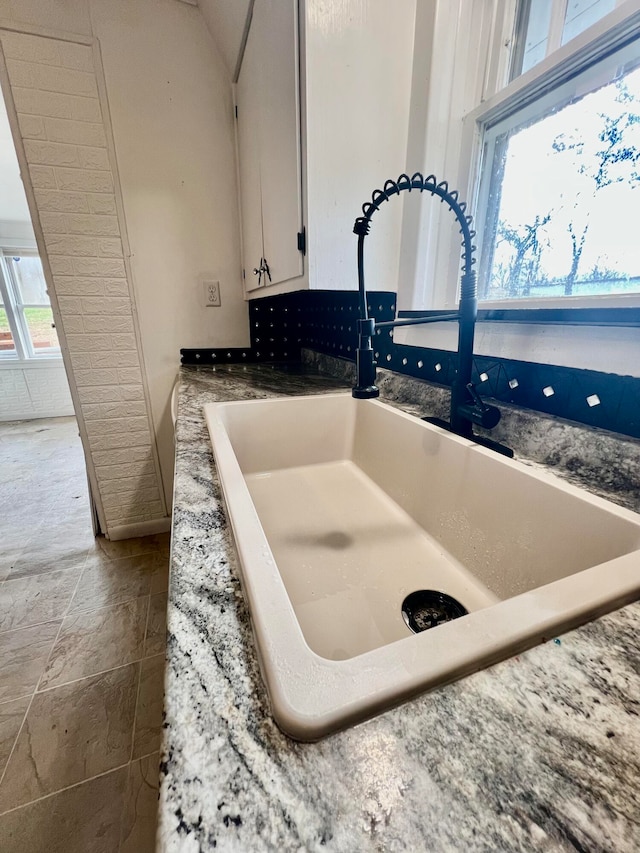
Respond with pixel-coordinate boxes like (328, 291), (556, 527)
(0, 285), (15, 355)
(474, 0), (640, 307)
(395, 0), (640, 375)
(479, 38), (640, 303)
(512, 0), (618, 79)
(0, 252), (61, 360)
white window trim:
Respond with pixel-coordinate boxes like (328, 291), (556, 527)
(0, 253), (24, 361)
(396, 0), (517, 315)
(395, 0), (640, 374)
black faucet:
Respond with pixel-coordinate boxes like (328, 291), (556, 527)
(352, 172), (512, 456)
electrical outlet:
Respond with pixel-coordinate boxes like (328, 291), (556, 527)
(203, 280), (221, 307)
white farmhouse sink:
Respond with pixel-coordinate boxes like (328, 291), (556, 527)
(205, 393), (640, 740)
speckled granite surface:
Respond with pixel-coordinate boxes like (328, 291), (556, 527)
(159, 361), (640, 852)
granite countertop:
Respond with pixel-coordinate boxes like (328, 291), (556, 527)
(159, 363), (640, 853)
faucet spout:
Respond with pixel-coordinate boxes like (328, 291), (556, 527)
(351, 173), (510, 454)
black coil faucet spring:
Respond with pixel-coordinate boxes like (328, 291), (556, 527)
(352, 171), (510, 455)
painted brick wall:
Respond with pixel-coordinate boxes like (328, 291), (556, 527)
(0, 31), (167, 534)
(0, 363), (74, 419)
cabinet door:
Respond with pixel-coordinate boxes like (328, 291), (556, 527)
(236, 8), (264, 293)
(236, 0), (303, 292)
(256, 0), (303, 287)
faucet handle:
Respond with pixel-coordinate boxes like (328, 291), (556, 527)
(461, 383), (501, 430)
(465, 382), (488, 411)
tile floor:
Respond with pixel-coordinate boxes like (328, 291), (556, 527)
(0, 416), (168, 852)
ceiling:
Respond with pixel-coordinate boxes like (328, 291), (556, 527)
(196, 0), (252, 79)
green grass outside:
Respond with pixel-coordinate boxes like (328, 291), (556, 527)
(0, 307), (14, 350)
(23, 306), (53, 325)
(0, 306), (58, 350)
(24, 306), (58, 348)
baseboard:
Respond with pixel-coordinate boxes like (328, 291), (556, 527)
(106, 517), (171, 541)
(0, 408), (75, 422)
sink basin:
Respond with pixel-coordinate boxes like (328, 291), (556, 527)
(205, 392), (640, 740)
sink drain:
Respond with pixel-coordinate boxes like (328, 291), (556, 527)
(401, 590), (468, 633)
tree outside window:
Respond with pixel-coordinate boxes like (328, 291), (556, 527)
(482, 62), (640, 301)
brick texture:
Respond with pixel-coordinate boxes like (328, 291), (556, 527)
(0, 365), (74, 420)
(1, 32), (166, 532)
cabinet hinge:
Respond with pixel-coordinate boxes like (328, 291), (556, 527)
(297, 227), (306, 255)
(242, 268), (245, 279)
(234, 104), (238, 119)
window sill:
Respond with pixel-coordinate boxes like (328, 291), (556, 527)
(394, 317), (640, 379)
(398, 306), (640, 327)
(0, 356), (64, 369)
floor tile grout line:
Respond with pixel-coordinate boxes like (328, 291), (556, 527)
(0, 661), (164, 811)
(0, 759), (134, 818)
(66, 584), (168, 618)
(0, 616), (63, 638)
(143, 586), (154, 655)
(0, 643), (167, 788)
(0, 549), (89, 791)
(34, 586), (159, 692)
(0, 689), (36, 791)
(130, 594), (151, 764)
(32, 595), (166, 702)
(0, 748), (163, 821)
(51, 590), (157, 623)
(35, 655), (152, 696)
(2, 556), (92, 585)
(0, 567), (86, 636)
(116, 748), (163, 853)
(4, 542), (168, 586)
(130, 747), (160, 763)
(0, 536), (156, 636)
(94, 546), (170, 563)
(0, 692), (34, 708)
(33, 548), (92, 695)
(116, 777), (129, 853)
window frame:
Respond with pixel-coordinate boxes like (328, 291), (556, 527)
(466, 0), (640, 316)
(393, 0), (640, 388)
(0, 248), (61, 362)
(397, 0), (640, 324)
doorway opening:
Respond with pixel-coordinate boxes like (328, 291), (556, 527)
(0, 78), (95, 533)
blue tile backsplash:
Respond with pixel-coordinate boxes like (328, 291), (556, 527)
(180, 289), (640, 441)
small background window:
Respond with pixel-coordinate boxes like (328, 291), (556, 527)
(0, 285), (16, 354)
(512, 0), (617, 79)
(0, 253), (60, 359)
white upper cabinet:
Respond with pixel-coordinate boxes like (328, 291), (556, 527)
(236, 0), (304, 294)
(234, 0), (417, 298)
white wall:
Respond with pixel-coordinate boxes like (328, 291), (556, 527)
(0, 89), (32, 226)
(0, 0), (250, 509)
(305, 0), (417, 292)
(0, 363), (73, 419)
(0, 220), (34, 244)
(89, 0), (249, 507)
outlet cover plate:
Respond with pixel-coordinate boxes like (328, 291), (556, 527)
(204, 280), (221, 307)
